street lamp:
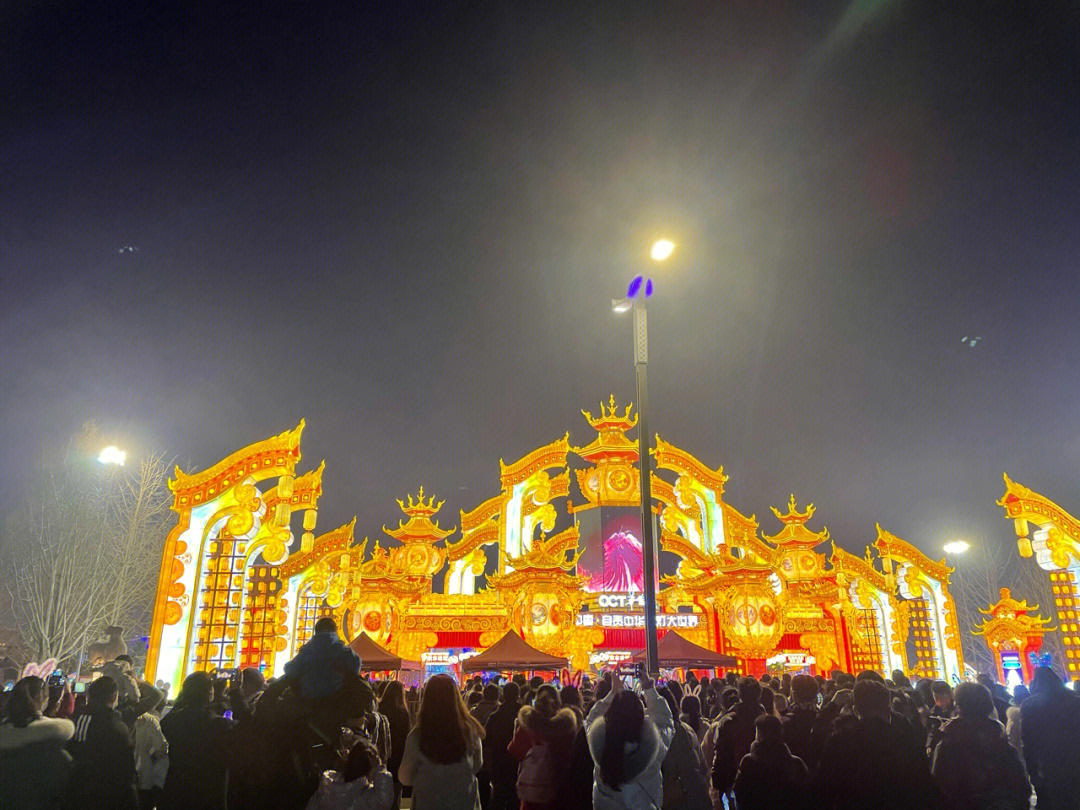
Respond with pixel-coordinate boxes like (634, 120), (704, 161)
(97, 446), (126, 466)
(612, 239), (674, 679)
(943, 541), (970, 555)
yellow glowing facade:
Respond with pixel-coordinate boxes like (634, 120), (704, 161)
(999, 474), (1080, 677)
(147, 399), (964, 684)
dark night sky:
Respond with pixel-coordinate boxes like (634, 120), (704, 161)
(2, 1), (1078, 559)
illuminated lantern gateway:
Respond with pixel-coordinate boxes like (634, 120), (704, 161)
(973, 588), (1054, 686)
(147, 399), (965, 684)
(999, 475), (1080, 678)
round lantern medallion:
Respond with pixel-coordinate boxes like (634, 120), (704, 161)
(531, 603), (548, 626)
(363, 610), (382, 632)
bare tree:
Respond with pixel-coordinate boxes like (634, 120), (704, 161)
(1, 426), (173, 667)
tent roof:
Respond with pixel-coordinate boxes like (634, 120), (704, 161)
(631, 630), (738, 669)
(348, 633), (419, 671)
(462, 631), (567, 672)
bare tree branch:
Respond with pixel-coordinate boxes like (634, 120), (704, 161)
(0, 426), (172, 668)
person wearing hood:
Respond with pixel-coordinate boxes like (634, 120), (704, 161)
(586, 671), (674, 810)
(508, 689), (580, 810)
(930, 682), (1029, 810)
(732, 714), (809, 810)
(0, 675), (74, 810)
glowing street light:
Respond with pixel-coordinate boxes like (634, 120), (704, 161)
(650, 239), (675, 261)
(943, 540), (970, 555)
(607, 237), (676, 679)
(98, 446), (126, 466)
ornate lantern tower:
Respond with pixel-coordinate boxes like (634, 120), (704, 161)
(973, 588), (1054, 686)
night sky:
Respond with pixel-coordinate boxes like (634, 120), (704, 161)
(3, 2), (1078, 560)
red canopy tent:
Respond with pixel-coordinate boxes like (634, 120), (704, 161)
(348, 633), (420, 672)
(461, 631), (568, 672)
(630, 630), (738, 669)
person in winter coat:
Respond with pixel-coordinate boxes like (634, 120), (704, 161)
(508, 690), (579, 810)
(134, 702), (169, 810)
(656, 687), (710, 810)
(679, 694), (706, 741)
(284, 617), (362, 700)
(398, 673), (485, 810)
(732, 714), (809, 810)
(711, 677), (764, 797)
(585, 672), (675, 810)
(780, 675), (820, 771)
(484, 682), (522, 810)
(1004, 684), (1027, 763)
(470, 683), (501, 810)
(812, 680), (940, 810)
(65, 676), (140, 810)
(1020, 666), (1080, 810)
(306, 737), (394, 810)
(0, 675), (74, 810)
(159, 671), (233, 810)
(379, 680), (413, 810)
(930, 682), (1029, 810)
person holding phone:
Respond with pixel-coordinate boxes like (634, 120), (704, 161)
(585, 668), (674, 810)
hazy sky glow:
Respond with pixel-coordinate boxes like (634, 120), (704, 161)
(2, 3), (1078, 559)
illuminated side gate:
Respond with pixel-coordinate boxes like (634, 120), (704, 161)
(905, 597), (942, 680)
(191, 532), (248, 672)
(850, 607), (885, 673)
(240, 564), (285, 670)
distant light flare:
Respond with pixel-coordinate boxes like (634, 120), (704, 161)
(98, 446), (126, 466)
(943, 540), (969, 555)
(650, 239), (675, 261)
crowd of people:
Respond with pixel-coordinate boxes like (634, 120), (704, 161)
(3, 616), (1080, 810)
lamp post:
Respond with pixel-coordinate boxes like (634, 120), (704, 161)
(612, 239), (674, 679)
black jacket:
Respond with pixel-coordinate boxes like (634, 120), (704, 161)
(711, 701), (763, 794)
(812, 716), (940, 810)
(159, 704), (232, 810)
(781, 703), (820, 770)
(930, 715), (1029, 810)
(1020, 685), (1080, 810)
(484, 699), (522, 784)
(733, 739), (809, 810)
(65, 705), (138, 810)
(384, 703), (412, 781)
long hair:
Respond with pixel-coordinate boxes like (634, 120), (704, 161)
(379, 679), (408, 718)
(681, 694), (702, 736)
(7, 676), (46, 728)
(418, 674), (484, 764)
(600, 691), (645, 790)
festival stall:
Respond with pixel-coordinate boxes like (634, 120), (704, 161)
(461, 630), (567, 673)
(631, 629), (737, 672)
(348, 632), (419, 672)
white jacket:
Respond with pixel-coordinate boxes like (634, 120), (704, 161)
(134, 712), (169, 790)
(398, 726), (482, 810)
(586, 687), (675, 810)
